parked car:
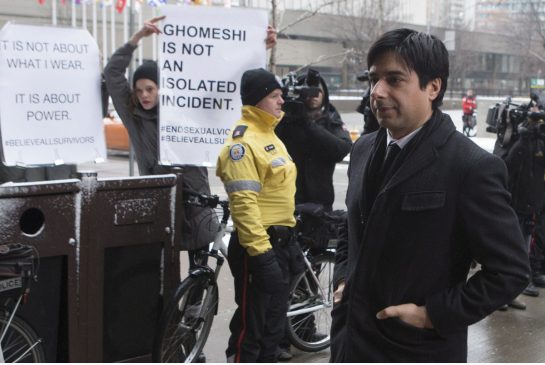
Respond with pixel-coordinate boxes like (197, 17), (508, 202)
(103, 111), (129, 151)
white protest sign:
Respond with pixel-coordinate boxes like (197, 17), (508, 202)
(158, 5), (268, 166)
(0, 23), (106, 166)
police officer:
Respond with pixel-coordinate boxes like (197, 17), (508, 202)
(216, 68), (301, 362)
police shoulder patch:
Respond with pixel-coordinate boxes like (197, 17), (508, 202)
(229, 144), (246, 161)
(232, 125), (248, 139)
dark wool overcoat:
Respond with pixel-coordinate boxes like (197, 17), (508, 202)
(331, 110), (529, 362)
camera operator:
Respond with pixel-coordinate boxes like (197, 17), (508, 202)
(273, 69), (351, 360)
(497, 101), (545, 303)
(275, 68), (352, 212)
(356, 70), (379, 135)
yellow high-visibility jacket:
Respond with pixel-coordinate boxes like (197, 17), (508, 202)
(216, 106), (296, 256)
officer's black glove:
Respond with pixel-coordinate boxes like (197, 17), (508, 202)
(247, 249), (284, 294)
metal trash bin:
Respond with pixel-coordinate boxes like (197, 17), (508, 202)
(79, 172), (182, 362)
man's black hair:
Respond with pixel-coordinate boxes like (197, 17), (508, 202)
(367, 28), (449, 110)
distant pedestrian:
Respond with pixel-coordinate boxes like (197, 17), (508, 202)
(462, 89), (477, 136)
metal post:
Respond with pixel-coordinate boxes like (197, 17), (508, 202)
(128, 0), (135, 176)
(52, 0), (57, 26)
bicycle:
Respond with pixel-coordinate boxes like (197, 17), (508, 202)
(0, 243), (44, 363)
(285, 203), (343, 352)
(152, 191), (339, 362)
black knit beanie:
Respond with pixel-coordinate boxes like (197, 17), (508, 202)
(240, 68), (282, 106)
(133, 61), (158, 88)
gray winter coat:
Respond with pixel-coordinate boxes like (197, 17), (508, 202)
(104, 42), (159, 175)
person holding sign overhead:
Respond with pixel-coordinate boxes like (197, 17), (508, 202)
(104, 15), (217, 256)
(105, 16), (277, 254)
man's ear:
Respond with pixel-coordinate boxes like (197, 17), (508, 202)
(427, 78), (441, 102)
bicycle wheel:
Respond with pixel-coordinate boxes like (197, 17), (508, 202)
(287, 251), (335, 352)
(0, 310), (45, 362)
(153, 274), (218, 363)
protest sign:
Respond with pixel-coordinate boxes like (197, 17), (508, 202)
(0, 23), (106, 166)
(158, 5), (268, 166)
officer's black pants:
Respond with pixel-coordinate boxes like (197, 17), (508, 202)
(225, 230), (292, 363)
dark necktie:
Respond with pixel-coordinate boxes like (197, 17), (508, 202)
(379, 141), (401, 185)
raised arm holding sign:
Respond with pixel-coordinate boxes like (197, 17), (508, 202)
(104, 15), (217, 254)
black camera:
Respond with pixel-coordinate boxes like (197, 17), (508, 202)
(486, 94), (545, 147)
(281, 68), (322, 116)
(355, 69), (379, 134)
(356, 70), (369, 83)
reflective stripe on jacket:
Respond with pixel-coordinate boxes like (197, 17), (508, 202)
(216, 106), (296, 256)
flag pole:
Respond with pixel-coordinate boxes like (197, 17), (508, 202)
(128, 0), (136, 176)
(52, 0), (57, 26)
(102, 2), (107, 68)
(72, 0), (76, 27)
(111, 2), (116, 54)
(82, 0), (87, 30)
(92, 0), (97, 39)
(123, 2), (129, 42)
(137, 5), (143, 65)
(152, 6), (158, 61)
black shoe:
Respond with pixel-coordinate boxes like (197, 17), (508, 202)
(533, 274), (545, 288)
(508, 297), (527, 310)
(276, 347), (293, 361)
(498, 304), (508, 311)
(522, 282), (540, 297)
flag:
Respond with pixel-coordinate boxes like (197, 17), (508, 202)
(147, 0), (167, 6)
(133, 0), (143, 12)
(115, 0), (127, 12)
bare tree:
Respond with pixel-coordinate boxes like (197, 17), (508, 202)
(268, 0), (337, 73)
(330, 0), (403, 88)
(498, 1), (545, 95)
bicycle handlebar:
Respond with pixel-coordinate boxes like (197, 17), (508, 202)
(182, 189), (230, 225)
(182, 189), (222, 208)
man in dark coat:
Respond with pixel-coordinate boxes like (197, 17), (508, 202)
(275, 69), (352, 210)
(331, 28), (529, 362)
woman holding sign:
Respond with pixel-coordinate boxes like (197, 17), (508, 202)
(104, 17), (277, 266)
(104, 16), (217, 255)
